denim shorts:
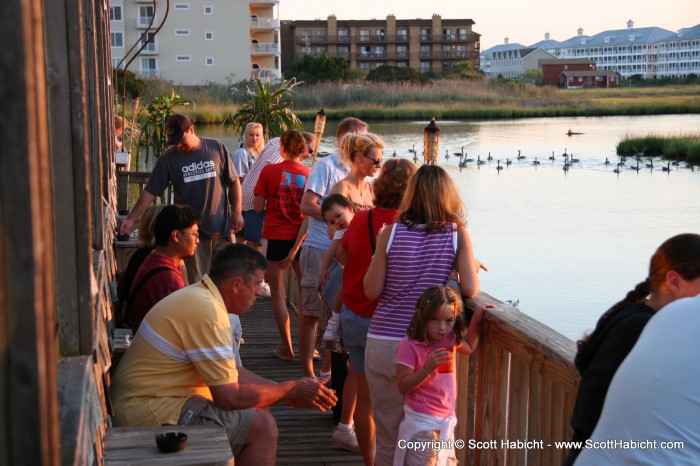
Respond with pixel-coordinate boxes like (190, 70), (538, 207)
(341, 304), (372, 373)
(242, 209), (265, 245)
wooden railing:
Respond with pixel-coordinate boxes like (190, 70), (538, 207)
(117, 171), (173, 213)
(457, 292), (579, 465)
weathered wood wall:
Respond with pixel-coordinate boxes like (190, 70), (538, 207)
(1, 0), (117, 464)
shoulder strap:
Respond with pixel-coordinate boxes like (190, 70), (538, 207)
(126, 266), (172, 308)
(367, 209), (376, 255)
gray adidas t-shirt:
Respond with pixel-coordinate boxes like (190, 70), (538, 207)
(145, 137), (238, 239)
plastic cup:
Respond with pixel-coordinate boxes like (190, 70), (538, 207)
(434, 341), (455, 373)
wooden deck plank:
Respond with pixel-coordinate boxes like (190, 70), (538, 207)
(239, 298), (363, 465)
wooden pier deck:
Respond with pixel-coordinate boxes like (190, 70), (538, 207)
(239, 298), (364, 465)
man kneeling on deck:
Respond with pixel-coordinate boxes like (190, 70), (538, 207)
(111, 244), (337, 465)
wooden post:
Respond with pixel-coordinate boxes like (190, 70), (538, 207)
(0, 0), (60, 464)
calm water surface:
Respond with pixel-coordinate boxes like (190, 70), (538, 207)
(200, 115), (700, 341)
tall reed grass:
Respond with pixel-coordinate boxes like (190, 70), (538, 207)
(617, 133), (700, 164)
(134, 78), (700, 123)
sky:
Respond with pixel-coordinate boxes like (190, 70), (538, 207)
(278, 0), (698, 50)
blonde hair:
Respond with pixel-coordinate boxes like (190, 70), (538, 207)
(399, 164), (466, 233)
(244, 122), (264, 152)
(339, 132), (384, 167)
(137, 204), (164, 248)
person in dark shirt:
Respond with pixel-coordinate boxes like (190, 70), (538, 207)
(563, 233), (700, 465)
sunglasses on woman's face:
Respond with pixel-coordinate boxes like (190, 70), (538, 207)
(362, 153), (382, 167)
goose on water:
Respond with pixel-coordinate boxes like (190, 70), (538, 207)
(496, 160), (503, 170)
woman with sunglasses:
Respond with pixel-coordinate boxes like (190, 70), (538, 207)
(332, 132), (384, 212)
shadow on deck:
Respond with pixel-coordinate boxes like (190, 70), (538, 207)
(239, 298), (364, 465)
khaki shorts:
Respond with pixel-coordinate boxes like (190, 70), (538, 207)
(300, 245), (325, 318)
(178, 395), (255, 456)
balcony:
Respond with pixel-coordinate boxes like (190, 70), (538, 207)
(136, 16), (158, 28)
(139, 42), (158, 54)
(250, 17), (280, 29)
(252, 67), (281, 79)
(138, 69), (159, 78)
(356, 50), (386, 60)
(357, 34), (387, 43)
(251, 43), (280, 54)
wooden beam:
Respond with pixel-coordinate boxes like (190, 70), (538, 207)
(0, 0), (60, 463)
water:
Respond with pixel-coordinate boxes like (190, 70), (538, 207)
(199, 115), (700, 341)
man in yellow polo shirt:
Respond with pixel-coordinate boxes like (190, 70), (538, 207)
(111, 244), (337, 465)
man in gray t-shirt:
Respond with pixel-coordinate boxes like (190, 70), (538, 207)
(118, 114), (244, 283)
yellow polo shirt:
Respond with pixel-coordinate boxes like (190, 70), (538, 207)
(111, 275), (237, 426)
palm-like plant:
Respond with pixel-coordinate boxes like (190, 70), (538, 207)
(224, 76), (304, 139)
(135, 90), (191, 168)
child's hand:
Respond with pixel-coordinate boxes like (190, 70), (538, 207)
(425, 347), (451, 373)
(279, 254), (294, 270)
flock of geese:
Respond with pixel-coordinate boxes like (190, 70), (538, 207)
(396, 146), (695, 174)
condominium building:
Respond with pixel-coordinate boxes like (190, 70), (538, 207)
(481, 20), (700, 80)
(109, 0), (281, 85)
(280, 15), (480, 74)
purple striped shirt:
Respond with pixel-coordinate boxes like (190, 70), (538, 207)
(241, 137), (281, 211)
(367, 223), (457, 341)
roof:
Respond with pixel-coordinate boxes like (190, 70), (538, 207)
(581, 26), (675, 47)
(288, 18), (475, 27)
(672, 24), (700, 41)
(482, 42), (526, 55)
(530, 38), (562, 49)
(539, 58), (594, 66)
(560, 70), (619, 77)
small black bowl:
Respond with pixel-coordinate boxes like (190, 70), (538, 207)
(155, 432), (187, 453)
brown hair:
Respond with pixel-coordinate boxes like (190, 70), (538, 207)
(399, 164), (466, 233)
(137, 204), (165, 248)
(577, 233), (700, 352)
(338, 132), (384, 166)
(407, 286), (465, 344)
(280, 130), (307, 159)
(336, 117), (368, 140)
(373, 159), (418, 209)
(320, 193), (355, 221)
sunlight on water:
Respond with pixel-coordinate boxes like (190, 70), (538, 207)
(201, 115), (700, 341)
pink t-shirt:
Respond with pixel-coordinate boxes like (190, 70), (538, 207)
(396, 336), (456, 418)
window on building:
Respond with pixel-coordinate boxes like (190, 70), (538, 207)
(204, 5), (213, 15)
(396, 61), (408, 68)
(421, 28), (431, 40)
(359, 29), (370, 42)
(338, 29), (349, 42)
(375, 46), (384, 56)
(376, 29), (385, 39)
(140, 57), (157, 77)
(205, 57), (214, 66)
(458, 28), (468, 40)
(396, 45), (408, 58)
(112, 57), (123, 69)
(420, 44), (431, 58)
(359, 62), (370, 71)
(175, 29), (191, 36)
(397, 28), (408, 40)
(110, 5), (122, 21)
(174, 3), (189, 10)
(205, 31), (214, 40)
(138, 5), (154, 27)
(419, 61), (431, 72)
(140, 32), (157, 52)
(176, 55), (192, 62)
(316, 46), (326, 54)
(111, 32), (123, 48)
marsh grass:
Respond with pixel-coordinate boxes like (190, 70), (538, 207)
(135, 78), (700, 123)
(617, 133), (700, 163)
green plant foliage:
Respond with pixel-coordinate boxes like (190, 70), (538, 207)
(617, 133), (700, 164)
(134, 90), (191, 167)
(283, 54), (360, 83)
(113, 67), (146, 99)
(223, 76), (303, 139)
(366, 65), (431, 84)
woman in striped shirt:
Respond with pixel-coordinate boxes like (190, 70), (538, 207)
(362, 164), (484, 466)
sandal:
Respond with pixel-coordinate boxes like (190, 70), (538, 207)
(274, 346), (294, 361)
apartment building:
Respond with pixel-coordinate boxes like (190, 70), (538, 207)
(481, 21), (700, 80)
(109, 0), (281, 85)
(280, 14), (480, 74)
